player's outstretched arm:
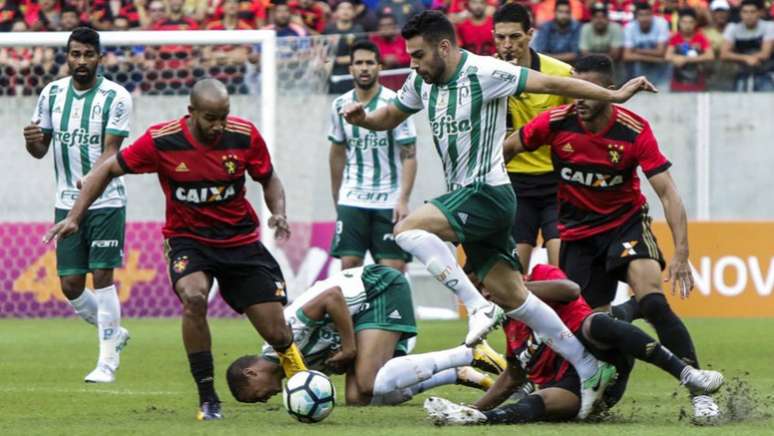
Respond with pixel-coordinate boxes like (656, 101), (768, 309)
(503, 129), (527, 163)
(259, 171), (291, 241)
(43, 156), (125, 243)
(329, 142), (347, 206)
(341, 102), (410, 132)
(300, 286), (357, 374)
(524, 70), (657, 103)
(23, 120), (51, 159)
(524, 280), (581, 303)
(395, 143), (417, 223)
(649, 171), (693, 299)
(473, 362), (527, 411)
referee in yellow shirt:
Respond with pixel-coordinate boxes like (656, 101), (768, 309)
(493, 3), (573, 271)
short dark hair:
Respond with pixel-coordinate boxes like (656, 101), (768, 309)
(226, 355), (260, 402)
(67, 26), (100, 53)
(555, 0), (571, 10)
(401, 10), (456, 45)
(493, 3), (532, 30)
(574, 54), (615, 81)
(350, 39), (382, 64)
(634, 1), (652, 13)
(740, 0), (762, 9)
(678, 7), (697, 19)
(61, 5), (79, 16)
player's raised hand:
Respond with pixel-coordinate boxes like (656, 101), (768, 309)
(42, 217), (79, 244)
(341, 102), (366, 126)
(23, 120), (44, 145)
(268, 214), (291, 241)
(614, 76), (658, 102)
(666, 256), (694, 299)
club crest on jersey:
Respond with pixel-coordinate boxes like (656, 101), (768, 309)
(607, 144), (625, 164)
(222, 154), (239, 175)
(560, 167), (624, 188)
(562, 143), (574, 153)
(275, 281), (286, 297)
(173, 256), (189, 273)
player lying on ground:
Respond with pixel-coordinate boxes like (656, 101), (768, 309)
(424, 264), (725, 425)
(343, 10), (656, 418)
(44, 78), (308, 421)
(226, 265), (506, 405)
(503, 53), (720, 420)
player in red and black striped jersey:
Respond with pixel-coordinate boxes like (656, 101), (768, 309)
(423, 264), (724, 426)
(503, 54), (720, 422)
(44, 78), (309, 422)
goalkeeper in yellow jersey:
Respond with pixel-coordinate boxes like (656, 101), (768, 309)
(493, 4), (573, 270)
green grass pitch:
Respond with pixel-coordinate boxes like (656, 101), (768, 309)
(1, 318), (772, 435)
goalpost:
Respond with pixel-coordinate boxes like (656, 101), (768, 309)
(0, 30), (279, 252)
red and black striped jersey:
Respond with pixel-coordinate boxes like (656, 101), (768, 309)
(520, 104), (670, 241)
(117, 115), (273, 247)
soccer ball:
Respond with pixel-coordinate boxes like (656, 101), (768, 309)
(282, 370), (336, 423)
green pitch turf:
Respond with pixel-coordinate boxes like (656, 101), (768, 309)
(0, 318), (771, 435)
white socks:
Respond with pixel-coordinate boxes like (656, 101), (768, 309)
(372, 345), (473, 395)
(506, 292), (598, 380)
(395, 229), (489, 312)
(95, 284), (122, 368)
(68, 288), (98, 326)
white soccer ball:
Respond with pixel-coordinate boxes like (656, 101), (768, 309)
(282, 370), (336, 423)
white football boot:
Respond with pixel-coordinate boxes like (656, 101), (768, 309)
(84, 327), (130, 383)
(464, 302), (504, 346)
(424, 397), (487, 426)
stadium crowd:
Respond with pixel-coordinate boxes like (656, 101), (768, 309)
(1, 0), (773, 95)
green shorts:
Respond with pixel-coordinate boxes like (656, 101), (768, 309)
(331, 205), (411, 262)
(430, 183), (521, 280)
(355, 264), (417, 339)
(55, 207), (126, 276)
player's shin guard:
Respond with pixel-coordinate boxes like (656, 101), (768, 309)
(506, 293), (598, 380)
(483, 394), (547, 424)
(188, 351), (219, 405)
(95, 285), (121, 366)
(639, 293), (699, 368)
(69, 288), (98, 326)
(394, 230), (489, 312)
(274, 342), (308, 378)
(588, 314), (686, 380)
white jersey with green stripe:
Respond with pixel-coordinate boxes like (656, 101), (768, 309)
(32, 76), (133, 210)
(261, 267), (374, 371)
(329, 86), (416, 209)
(393, 50), (528, 191)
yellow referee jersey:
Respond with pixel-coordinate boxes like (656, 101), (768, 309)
(506, 51), (573, 175)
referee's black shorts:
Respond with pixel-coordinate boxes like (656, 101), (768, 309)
(509, 172), (559, 246)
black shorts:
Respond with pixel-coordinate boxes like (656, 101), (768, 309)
(509, 173), (559, 246)
(559, 209), (665, 309)
(165, 237), (287, 313)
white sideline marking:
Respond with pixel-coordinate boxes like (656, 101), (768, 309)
(0, 386), (182, 396)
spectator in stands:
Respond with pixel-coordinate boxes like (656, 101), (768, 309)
(104, 16), (145, 69)
(137, 0), (168, 29)
(657, 0), (681, 32)
(289, 0), (329, 34)
(208, 0), (266, 28)
(354, 0), (379, 31)
(455, 0), (495, 55)
(26, 0), (60, 31)
(152, 0), (200, 30)
(59, 5), (82, 31)
(0, 1), (22, 32)
(623, 2), (670, 88)
(721, 0), (774, 92)
(705, 0), (736, 90)
(666, 7), (714, 91)
(370, 12), (409, 68)
(607, 0), (636, 25)
(532, 0), (581, 64)
(532, 0), (586, 28)
(264, 0), (308, 36)
(325, 0), (366, 93)
(204, 0), (253, 67)
(0, 20), (44, 78)
(207, 0), (256, 29)
(580, 2), (624, 61)
(376, 0), (424, 28)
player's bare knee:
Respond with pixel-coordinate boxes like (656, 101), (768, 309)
(91, 269), (114, 289)
(180, 290), (208, 318)
(60, 276), (85, 300)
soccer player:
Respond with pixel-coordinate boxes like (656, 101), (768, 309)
(342, 10), (655, 418)
(226, 265), (504, 405)
(23, 27), (132, 383)
(44, 78), (308, 421)
(504, 54), (719, 420)
(494, 3), (573, 270)
(329, 40), (417, 272)
(423, 264), (724, 425)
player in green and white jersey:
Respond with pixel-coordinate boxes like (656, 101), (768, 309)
(329, 41), (417, 272)
(341, 11), (656, 418)
(23, 28), (132, 383)
(225, 265), (506, 405)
